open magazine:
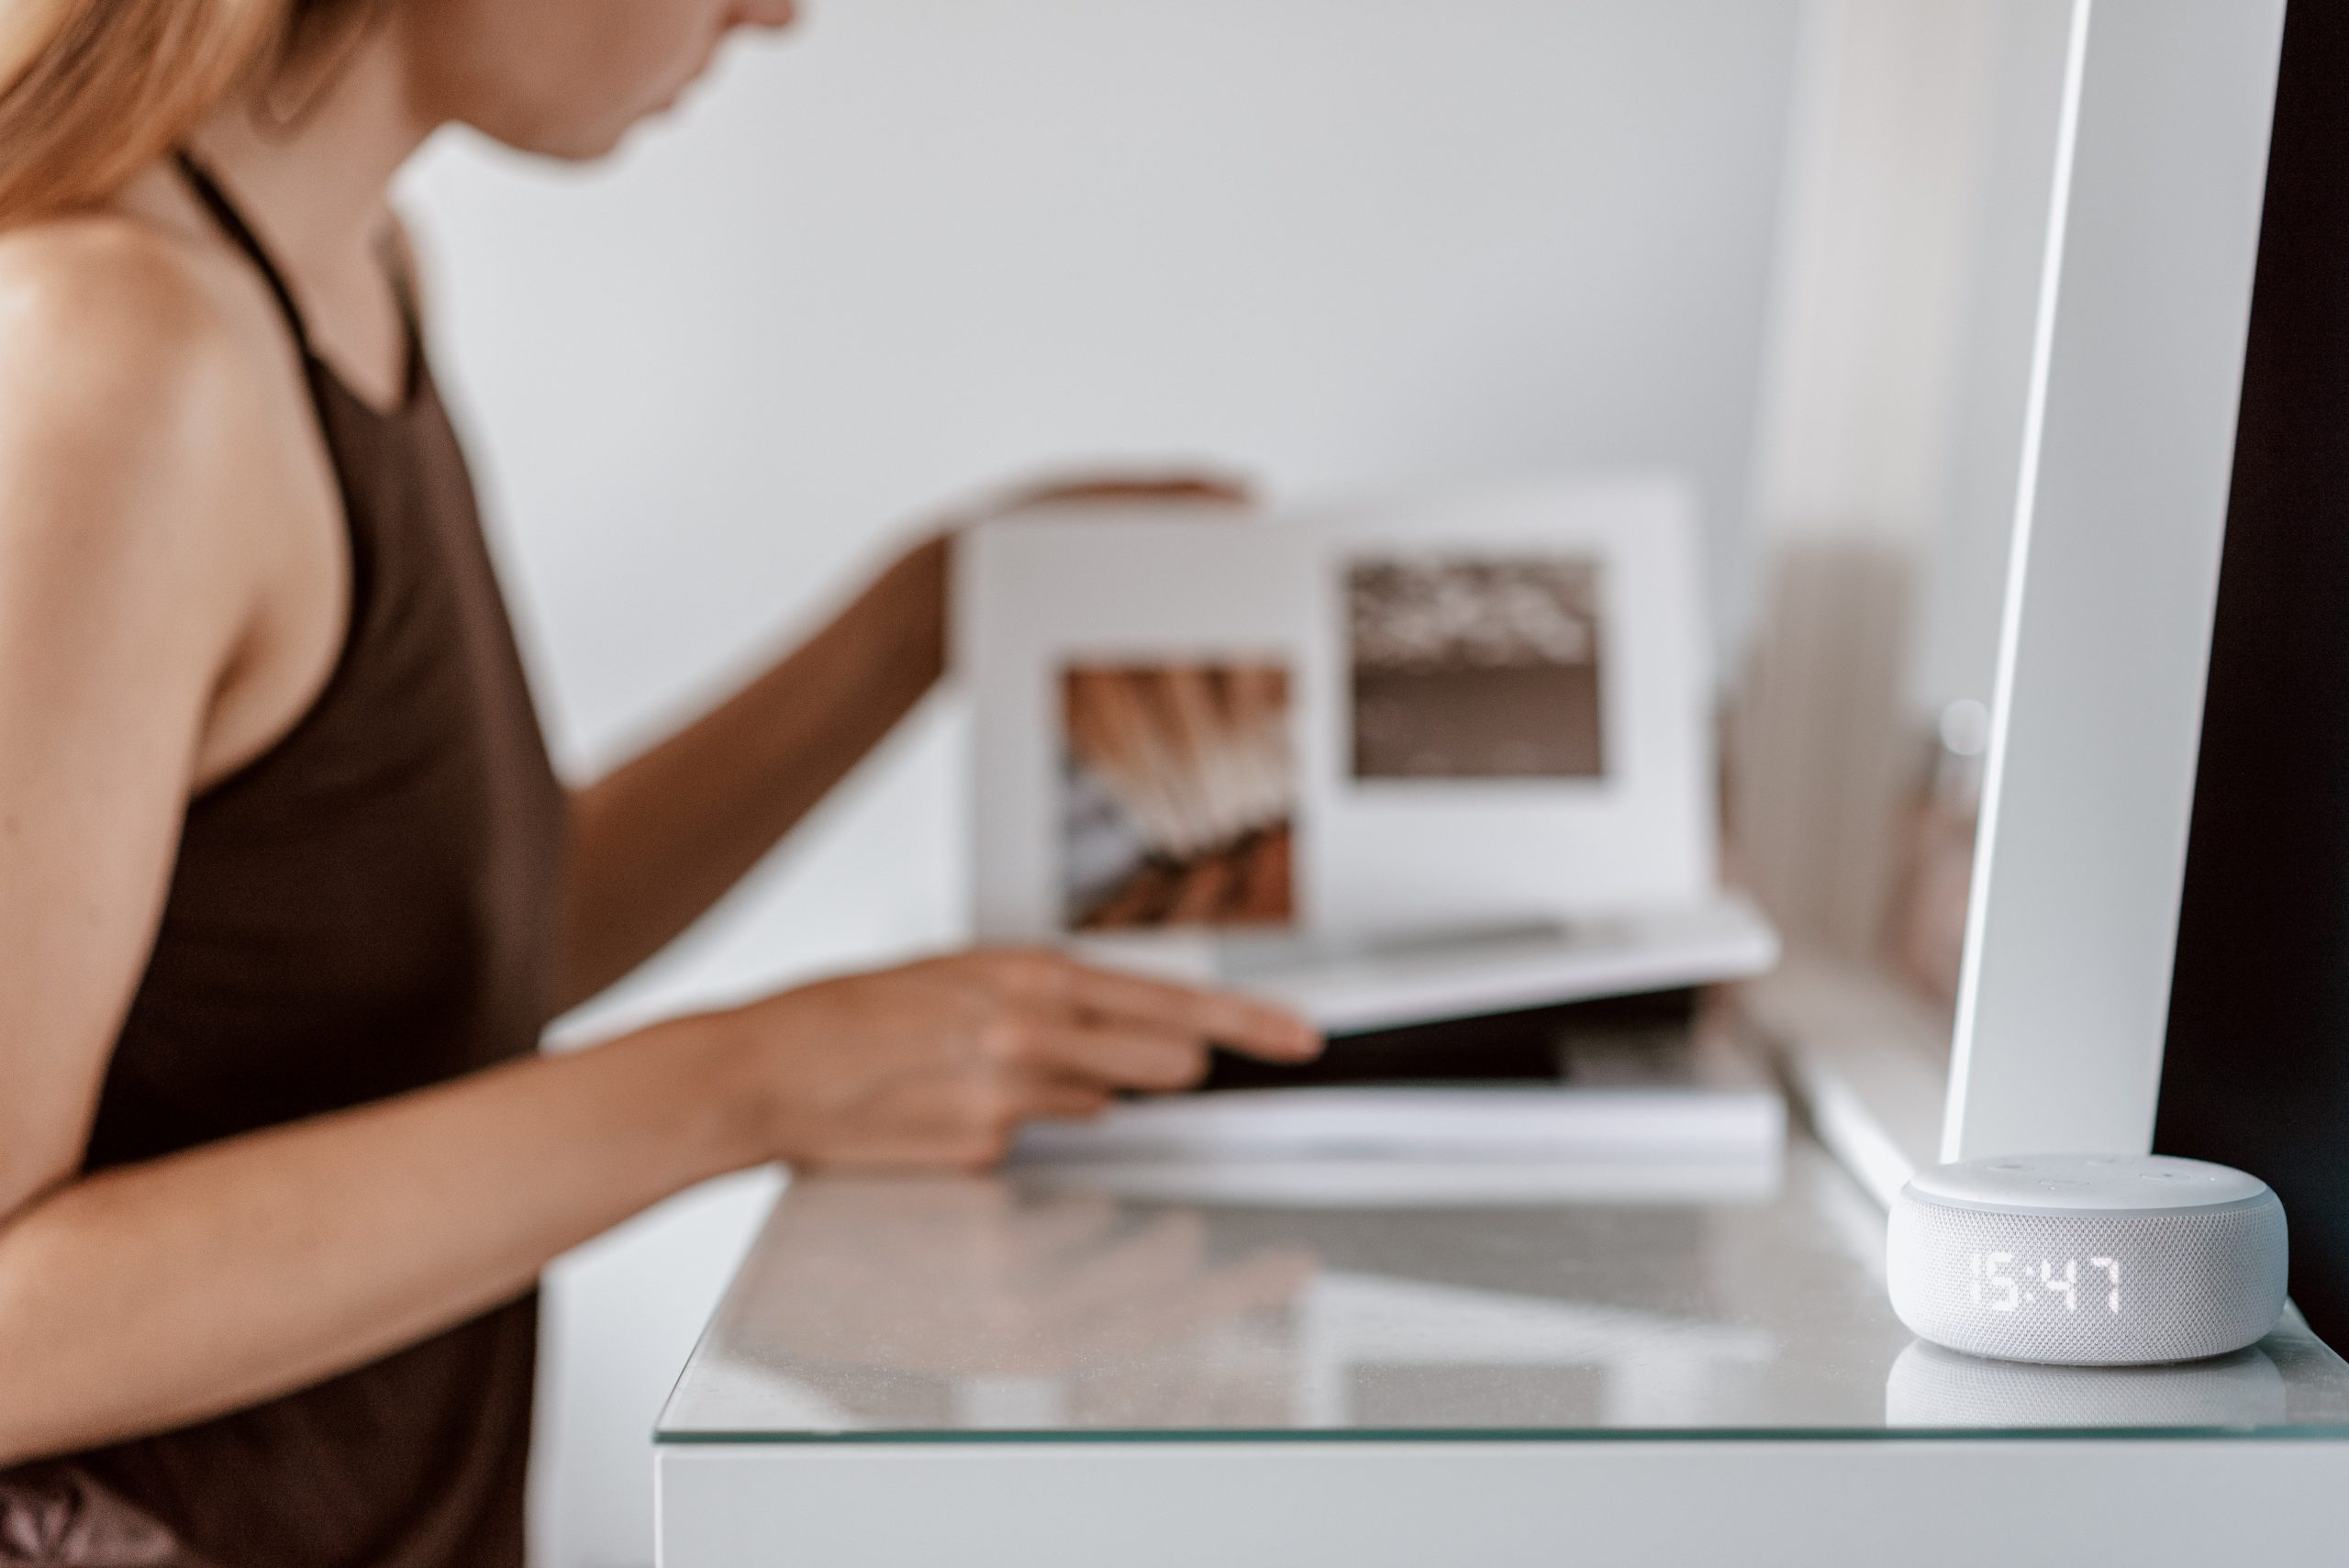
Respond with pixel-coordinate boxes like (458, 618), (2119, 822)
(958, 475), (1779, 1044)
(960, 478), (1783, 1166)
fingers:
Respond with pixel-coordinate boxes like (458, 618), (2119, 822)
(1002, 1019), (1210, 1093)
(917, 1062), (1113, 1133)
(800, 1069), (1108, 1174)
(1018, 1073), (1114, 1122)
(759, 949), (1311, 1175)
(993, 952), (1319, 1063)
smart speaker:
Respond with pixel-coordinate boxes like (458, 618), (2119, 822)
(1887, 1154), (2288, 1365)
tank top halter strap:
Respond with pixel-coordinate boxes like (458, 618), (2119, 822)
(173, 151), (315, 351)
(173, 150), (419, 387)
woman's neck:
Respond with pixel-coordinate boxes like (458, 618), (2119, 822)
(154, 15), (441, 410)
(185, 17), (437, 282)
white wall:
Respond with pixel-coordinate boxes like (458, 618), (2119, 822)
(1745, 0), (2073, 722)
(1910, 0), (2076, 718)
(397, 4), (1802, 1562)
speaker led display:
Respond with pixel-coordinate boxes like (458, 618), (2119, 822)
(1887, 1154), (2288, 1365)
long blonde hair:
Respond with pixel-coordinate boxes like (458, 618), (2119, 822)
(0, 0), (302, 227)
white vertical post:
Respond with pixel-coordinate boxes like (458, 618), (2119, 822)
(1944, 0), (2286, 1161)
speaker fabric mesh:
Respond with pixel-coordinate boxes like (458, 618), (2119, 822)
(1887, 1194), (2288, 1364)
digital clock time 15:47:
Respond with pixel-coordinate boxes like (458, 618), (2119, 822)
(1968, 1252), (2121, 1313)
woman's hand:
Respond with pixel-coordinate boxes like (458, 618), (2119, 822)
(703, 949), (1319, 1172)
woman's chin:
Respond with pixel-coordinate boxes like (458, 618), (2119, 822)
(496, 116), (641, 165)
(467, 94), (677, 163)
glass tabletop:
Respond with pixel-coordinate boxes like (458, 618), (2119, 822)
(658, 1137), (2349, 1444)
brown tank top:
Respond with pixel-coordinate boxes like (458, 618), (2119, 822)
(0, 158), (565, 1567)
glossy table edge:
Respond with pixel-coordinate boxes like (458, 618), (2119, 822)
(655, 1418), (2349, 1445)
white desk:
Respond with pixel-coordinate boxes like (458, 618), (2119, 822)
(656, 1122), (2349, 1565)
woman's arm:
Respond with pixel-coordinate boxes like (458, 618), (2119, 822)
(559, 534), (952, 1007)
(0, 1021), (749, 1465)
(558, 478), (1245, 1009)
(0, 945), (1317, 1469)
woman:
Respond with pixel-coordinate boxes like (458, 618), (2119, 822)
(0, 1), (1320, 1561)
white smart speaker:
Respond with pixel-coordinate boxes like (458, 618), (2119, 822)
(1887, 1154), (2288, 1365)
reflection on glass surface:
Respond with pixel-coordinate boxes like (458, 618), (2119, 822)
(666, 1145), (1896, 1438)
(661, 1137), (2349, 1443)
(1885, 1341), (2291, 1430)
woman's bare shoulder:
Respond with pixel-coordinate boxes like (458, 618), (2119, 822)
(0, 210), (335, 737)
(0, 212), (272, 445)
(0, 207), (330, 560)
